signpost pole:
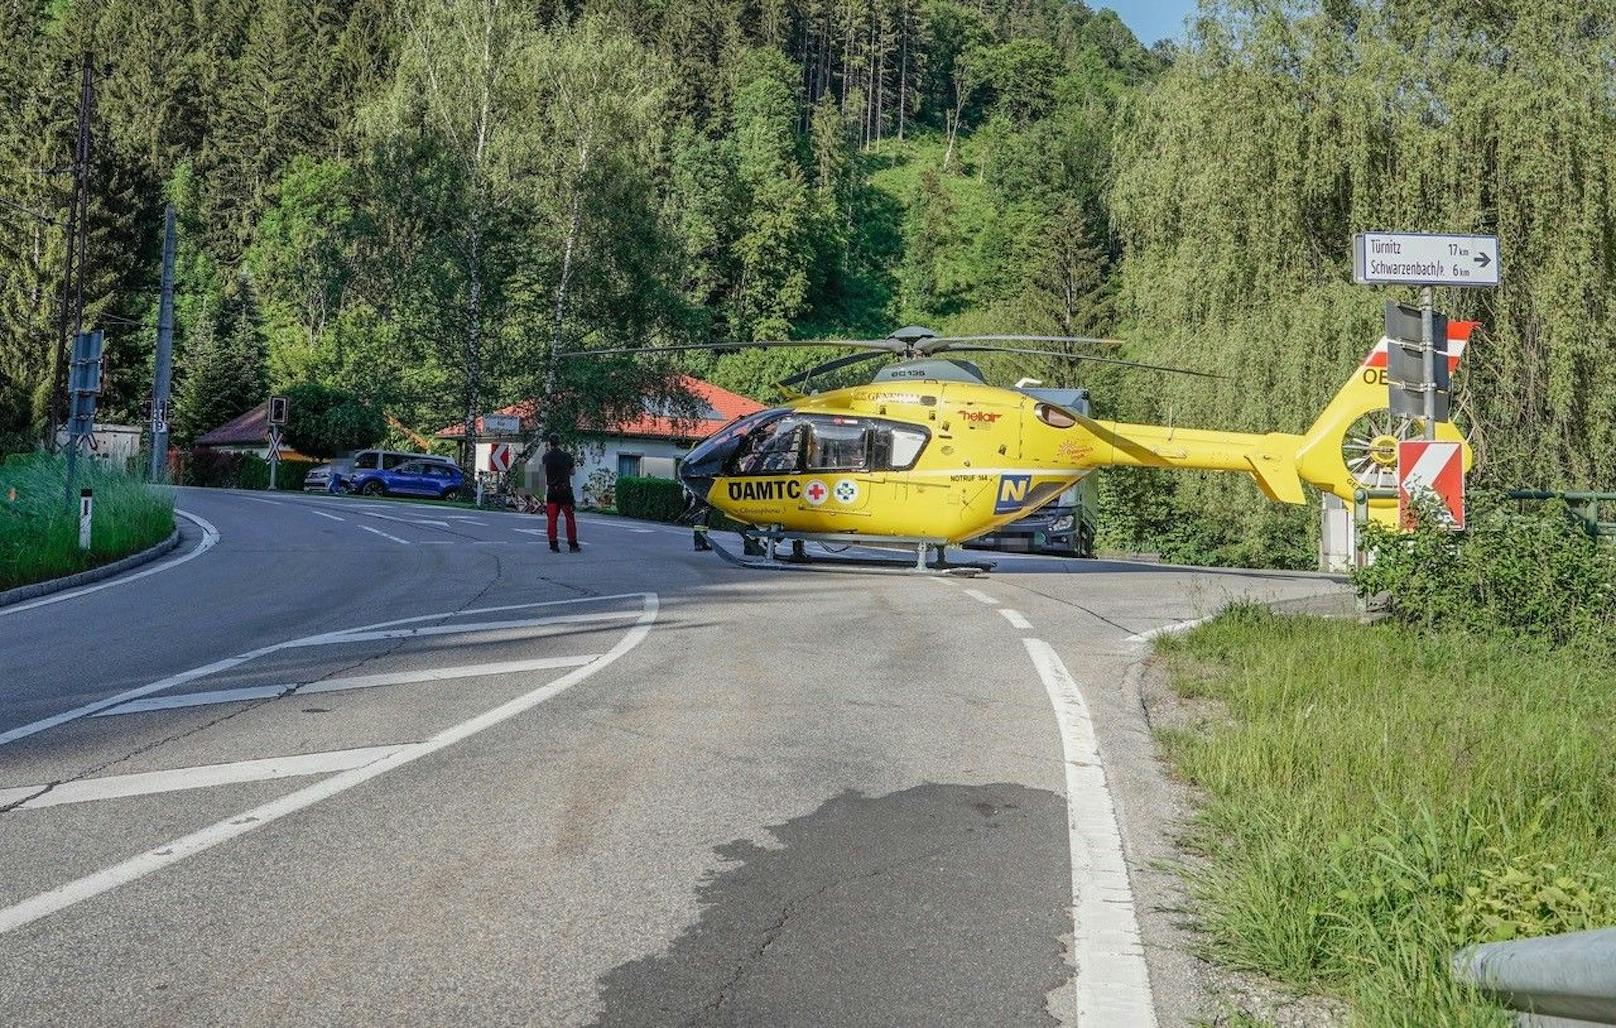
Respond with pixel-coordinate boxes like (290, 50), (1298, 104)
(269, 426), (280, 490)
(1420, 285), (1436, 440)
(149, 203), (177, 482)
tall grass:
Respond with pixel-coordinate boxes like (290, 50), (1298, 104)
(0, 453), (175, 591)
(1158, 605), (1616, 1025)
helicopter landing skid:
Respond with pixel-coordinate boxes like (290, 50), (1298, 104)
(708, 532), (993, 576)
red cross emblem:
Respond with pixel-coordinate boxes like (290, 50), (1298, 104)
(805, 479), (828, 505)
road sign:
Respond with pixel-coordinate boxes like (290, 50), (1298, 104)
(482, 413), (520, 435)
(1398, 440), (1464, 529)
(1353, 232), (1499, 287)
(268, 395), (289, 425)
(1383, 300), (1450, 421)
(488, 443), (513, 473)
(266, 425), (282, 463)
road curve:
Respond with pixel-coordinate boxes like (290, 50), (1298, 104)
(0, 487), (1344, 1026)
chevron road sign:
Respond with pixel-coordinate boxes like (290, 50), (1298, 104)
(1398, 440), (1464, 529)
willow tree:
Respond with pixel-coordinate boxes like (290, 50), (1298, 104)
(1111, 0), (1616, 490)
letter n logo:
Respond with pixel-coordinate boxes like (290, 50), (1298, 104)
(995, 474), (1031, 513)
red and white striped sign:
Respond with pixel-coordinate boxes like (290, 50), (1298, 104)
(1397, 440), (1464, 529)
(487, 443), (513, 473)
(1362, 321), (1477, 374)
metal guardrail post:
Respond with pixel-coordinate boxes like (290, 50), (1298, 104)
(1505, 491), (1616, 539)
(1453, 928), (1616, 1026)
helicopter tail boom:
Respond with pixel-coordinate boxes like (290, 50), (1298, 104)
(1075, 321), (1479, 512)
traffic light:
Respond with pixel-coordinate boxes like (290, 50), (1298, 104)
(268, 395), (289, 425)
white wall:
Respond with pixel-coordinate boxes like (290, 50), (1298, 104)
(476, 435), (692, 504)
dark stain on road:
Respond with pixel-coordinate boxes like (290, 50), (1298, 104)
(589, 782), (1069, 1027)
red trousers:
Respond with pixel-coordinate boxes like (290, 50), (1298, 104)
(546, 501), (577, 545)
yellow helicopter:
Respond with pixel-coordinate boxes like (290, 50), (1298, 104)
(577, 323), (1474, 565)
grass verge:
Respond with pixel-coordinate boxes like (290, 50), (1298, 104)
(0, 453), (176, 591)
(1155, 604), (1616, 1025)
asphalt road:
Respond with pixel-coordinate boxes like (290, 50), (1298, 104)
(0, 487), (1345, 1026)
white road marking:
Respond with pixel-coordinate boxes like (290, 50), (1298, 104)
(0, 510), (220, 619)
(406, 518), (451, 527)
(1023, 638), (1157, 1026)
(0, 746), (406, 811)
(94, 653), (602, 718)
(1125, 613), (1217, 645)
(575, 519), (654, 534)
(998, 608), (1033, 630)
(512, 529), (593, 546)
(242, 496), (284, 507)
(95, 684), (284, 715)
(356, 524), (410, 545)
(360, 511), (427, 526)
(294, 610), (635, 647)
(0, 593), (658, 935)
(0, 592), (652, 748)
(963, 588), (999, 605)
(444, 517), (485, 525)
(308, 509), (345, 522)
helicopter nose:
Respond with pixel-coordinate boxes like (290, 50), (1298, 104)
(679, 436), (725, 500)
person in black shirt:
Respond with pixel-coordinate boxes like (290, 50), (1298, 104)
(540, 435), (580, 552)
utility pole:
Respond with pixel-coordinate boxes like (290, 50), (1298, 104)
(48, 53), (94, 450)
(149, 204), (177, 481)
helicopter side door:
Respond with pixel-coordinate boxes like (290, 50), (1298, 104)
(802, 416), (874, 512)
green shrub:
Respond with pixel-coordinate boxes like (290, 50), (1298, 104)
(271, 458), (316, 491)
(1094, 467), (1316, 570)
(178, 449), (315, 491)
(614, 475), (687, 522)
(0, 453), (175, 590)
(237, 454), (270, 490)
(1354, 492), (1616, 646)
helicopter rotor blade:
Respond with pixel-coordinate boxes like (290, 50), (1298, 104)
(920, 334), (1126, 352)
(776, 350), (893, 390)
(938, 344), (1225, 379)
(558, 338), (902, 358)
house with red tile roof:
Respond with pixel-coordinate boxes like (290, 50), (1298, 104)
(434, 374), (765, 503)
(193, 401), (313, 460)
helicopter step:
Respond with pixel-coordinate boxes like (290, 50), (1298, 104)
(708, 529), (992, 576)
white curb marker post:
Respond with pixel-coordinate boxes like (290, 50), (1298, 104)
(78, 488), (93, 551)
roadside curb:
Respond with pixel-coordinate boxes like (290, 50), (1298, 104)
(0, 524), (181, 610)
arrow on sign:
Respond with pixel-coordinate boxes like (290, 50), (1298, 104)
(1474, 252), (1491, 268)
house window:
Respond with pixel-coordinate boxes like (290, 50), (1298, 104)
(617, 453), (643, 479)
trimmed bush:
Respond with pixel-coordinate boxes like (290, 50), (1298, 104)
(615, 475), (687, 522)
(179, 450), (317, 491)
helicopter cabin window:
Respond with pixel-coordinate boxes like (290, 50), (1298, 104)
(731, 416), (805, 474)
(885, 426), (927, 469)
(806, 418), (868, 471)
(801, 417), (929, 472)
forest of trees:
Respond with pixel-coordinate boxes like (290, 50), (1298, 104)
(2, 0), (1613, 564)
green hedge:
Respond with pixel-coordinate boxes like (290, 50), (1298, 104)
(615, 475), (687, 522)
(180, 449), (317, 491)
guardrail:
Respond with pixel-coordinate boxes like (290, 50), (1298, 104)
(1506, 491), (1616, 539)
(1452, 928), (1616, 1026)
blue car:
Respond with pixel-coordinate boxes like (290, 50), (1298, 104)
(347, 457), (465, 499)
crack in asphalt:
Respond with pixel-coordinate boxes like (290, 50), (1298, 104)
(698, 842), (954, 1022)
